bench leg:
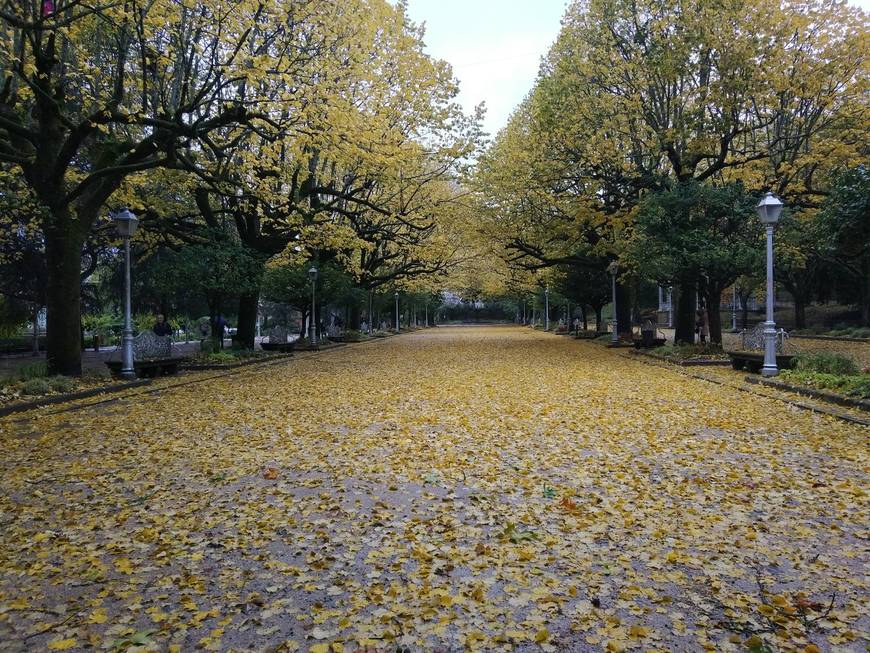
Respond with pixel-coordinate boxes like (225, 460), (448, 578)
(731, 359), (744, 371)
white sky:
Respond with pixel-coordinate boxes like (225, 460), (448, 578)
(404, 0), (870, 139)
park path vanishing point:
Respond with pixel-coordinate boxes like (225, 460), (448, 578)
(0, 327), (867, 652)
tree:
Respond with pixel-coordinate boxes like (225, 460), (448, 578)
(629, 182), (761, 343)
(818, 166), (870, 325)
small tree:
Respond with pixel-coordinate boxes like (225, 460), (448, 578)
(630, 182), (761, 343)
(818, 167), (870, 326)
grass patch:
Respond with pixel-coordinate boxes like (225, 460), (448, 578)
(650, 343), (728, 361)
(794, 351), (859, 376)
(792, 325), (870, 339)
(779, 370), (870, 399)
(191, 349), (268, 364)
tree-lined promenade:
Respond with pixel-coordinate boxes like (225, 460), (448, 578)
(0, 327), (866, 651)
(0, 0), (867, 382)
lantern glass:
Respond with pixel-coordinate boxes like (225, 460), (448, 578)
(112, 208), (138, 238)
(756, 192), (783, 226)
(308, 267), (318, 281)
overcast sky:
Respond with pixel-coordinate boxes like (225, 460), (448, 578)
(404, 0), (870, 139)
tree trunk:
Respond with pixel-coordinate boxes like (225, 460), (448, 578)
(581, 305), (588, 330)
(706, 288), (723, 344)
(674, 282), (696, 344)
(236, 292), (259, 349)
(349, 302), (361, 330)
(861, 261), (870, 327)
(794, 298), (807, 330)
(45, 226), (84, 376)
(31, 306), (40, 355)
(594, 305), (603, 332)
(616, 281), (632, 339)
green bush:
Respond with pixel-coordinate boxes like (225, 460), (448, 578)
(794, 352), (859, 376)
(48, 376), (76, 392)
(21, 378), (51, 395)
(780, 370), (870, 399)
(16, 361), (48, 381)
(846, 376), (870, 398)
(850, 327), (870, 339)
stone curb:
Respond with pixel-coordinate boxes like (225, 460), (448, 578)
(744, 376), (870, 412)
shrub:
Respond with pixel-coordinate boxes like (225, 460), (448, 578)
(847, 376), (870, 399)
(21, 378), (51, 395)
(16, 361), (47, 381)
(780, 370), (870, 400)
(794, 352), (859, 376)
(48, 376), (76, 393)
(850, 327), (870, 339)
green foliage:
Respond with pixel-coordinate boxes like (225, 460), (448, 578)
(15, 361), (48, 381)
(0, 297), (31, 337)
(794, 352), (859, 376)
(191, 349), (266, 364)
(21, 378), (51, 395)
(779, 370), (870, 399)
(629, 181), (761, 287)
(48, 376), (76, 392)
(149, 230), (264, 307)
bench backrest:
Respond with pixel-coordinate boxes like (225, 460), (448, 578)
(740, 324), (790, 353)
(133, 331), (172, 360)
(268, 326), (288, 344)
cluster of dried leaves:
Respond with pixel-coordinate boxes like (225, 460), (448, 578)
(0, 327), (866, 652)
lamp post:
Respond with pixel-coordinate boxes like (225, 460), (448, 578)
(111, 208), (139, 379)
(756, 192), (784, 377)
(608, 261), (619, 343)
(731, 286), (738, 331)
(394, 292), (400, 333)
(308, 267), (318, 346)
(544, 286), (550, 331)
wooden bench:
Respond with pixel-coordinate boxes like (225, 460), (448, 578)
(727, 351), (796, 373)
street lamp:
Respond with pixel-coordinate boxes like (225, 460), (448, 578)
(544, 286), (550, 331)
(111, 208), (139, 379)
(756, 192), (784, 376)
(394, 292), (400, 333)
(608, 261), (619, 344)
(308, 267), (318, 346)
